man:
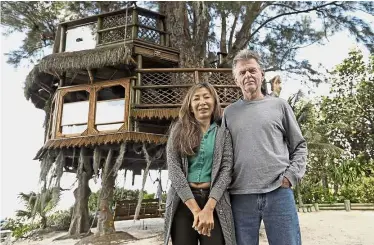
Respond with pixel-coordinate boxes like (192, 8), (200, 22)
(269, 75), (282, 97)
(223, 49), (307, 245)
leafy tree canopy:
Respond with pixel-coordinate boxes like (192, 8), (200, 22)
(1, 1), (373, 83)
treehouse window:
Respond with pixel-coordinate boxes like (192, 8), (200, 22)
(65, 23), (97, 52)
(95, 85), (126, 131)
(61, 91), (90, 134)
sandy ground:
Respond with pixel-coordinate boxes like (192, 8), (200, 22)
(12, 211), (374, 245)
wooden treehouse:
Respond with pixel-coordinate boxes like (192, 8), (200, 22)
(24, 6), (241, 233)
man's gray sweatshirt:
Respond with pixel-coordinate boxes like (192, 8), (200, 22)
(223, 96), (307, 194)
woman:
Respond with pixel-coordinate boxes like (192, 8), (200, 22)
(164, 82), (236, 245)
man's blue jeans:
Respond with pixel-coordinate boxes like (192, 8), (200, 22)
(231, 187), (301, 245)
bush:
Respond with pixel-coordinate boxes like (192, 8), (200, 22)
(339, 177), (374, 203)
(47, 210), (72, 231)
(2, 217), (38, 239)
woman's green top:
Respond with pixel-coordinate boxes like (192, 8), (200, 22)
(187, 122), (217, 183)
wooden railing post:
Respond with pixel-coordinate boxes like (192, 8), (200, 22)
(194, 70), (199, 84)
(314, 203), (319, 212)
(132, 8), (138, 39)
(158, 17), (165, 46)
(344, 200), (351, 211)
(96, 17), (103, 46)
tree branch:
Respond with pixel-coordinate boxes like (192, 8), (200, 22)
(250, 2), (338, 41)
(228, 13), (238, 52)
(219, 9), (227, 53)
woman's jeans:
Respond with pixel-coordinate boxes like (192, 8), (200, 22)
(171, 187), (225, 245)
(231, 187), (301, 245)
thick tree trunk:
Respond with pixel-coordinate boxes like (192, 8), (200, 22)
(68, 171), (92, 236)
(97, 149), (116, 235)
(159, 2), (210, 67)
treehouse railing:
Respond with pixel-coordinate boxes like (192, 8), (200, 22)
(57, 6), (169, 53)
(133, 68), (242, 108)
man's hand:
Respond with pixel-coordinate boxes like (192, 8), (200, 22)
(282, 177), (291, 188)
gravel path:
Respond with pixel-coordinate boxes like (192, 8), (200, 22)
(13, 211), (374, 245)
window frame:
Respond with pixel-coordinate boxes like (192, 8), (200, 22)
(53, 78), (130, 139)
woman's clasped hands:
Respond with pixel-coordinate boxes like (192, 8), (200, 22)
(192, 206), (215, 237)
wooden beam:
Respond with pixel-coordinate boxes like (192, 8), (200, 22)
(87, 69), (94, 84)
(59, 25), (67, 53)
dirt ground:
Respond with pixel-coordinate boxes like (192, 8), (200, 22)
(13, 211), (374, 245)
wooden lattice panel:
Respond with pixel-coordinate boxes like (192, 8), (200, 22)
(102, 14), (132, 29)
(101, 28), (132, 44)
(138, 15), (157, 29)
(138, 27), (160, 44)
(215, 87), (242, 104)
(140, 87), (189, 105)
(142, 72), (194, 85)
(206, 72), (234, 85)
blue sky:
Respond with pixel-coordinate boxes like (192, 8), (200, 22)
(1, 10), (373, 219)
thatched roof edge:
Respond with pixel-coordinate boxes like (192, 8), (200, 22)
(24, 65), (55, 109)
(34, 131), (168, 160)
(38, 45), (133, 74)
(131, 108), (179, 120)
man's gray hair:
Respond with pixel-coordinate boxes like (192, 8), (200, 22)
(232, 49), (263, 77)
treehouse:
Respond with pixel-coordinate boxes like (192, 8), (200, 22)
(27, 6), (241, 175)
(24, 6), (241, 233)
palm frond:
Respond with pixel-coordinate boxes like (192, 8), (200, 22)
(15, 210), (32, 219)
(308, 142), (344, 154)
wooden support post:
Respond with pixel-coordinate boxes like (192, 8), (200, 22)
(87, 87), (98, 135)
(194, 70), (199, 84)
(87, 69), (94, 84)
(58, 25), (67, 87)
(129, 79), (136, 131)
(96, 17), (103, 46)
(59, 25), (66, 53)
(344, 200), (351, 211)
(136, 54), (142, 104)
(158, 18), (164, 46)
(132, 9), (138, 39)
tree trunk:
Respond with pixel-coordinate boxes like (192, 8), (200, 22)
(40, 215), (47, 229)
(322, 176), (328, 189)
(159, 2), (210, 67)
(97, 149), (116, 235)
(134, 144), (152, 220)
(296, 184), (305, 213)
(68, 171), (92, 236)
(334, 182), (339, 195)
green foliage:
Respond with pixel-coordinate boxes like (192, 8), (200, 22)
(289, 49), (373, 205)
(339, 177), (374, 203)
(88, 188), (157, 213)
(320, 50), (374, 160)
(46, 210), (72, 231)
(2, 217), (38, 239)
(15, 189), (59, 229)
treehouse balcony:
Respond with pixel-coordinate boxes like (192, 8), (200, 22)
(55, 6), (178, 64)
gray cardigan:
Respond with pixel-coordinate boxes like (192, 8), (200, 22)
(163, 124), (236, 245)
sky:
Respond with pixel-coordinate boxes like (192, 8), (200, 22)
(1, 8), (373, 220)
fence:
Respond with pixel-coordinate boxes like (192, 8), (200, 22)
(296, 200), (374, 212)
